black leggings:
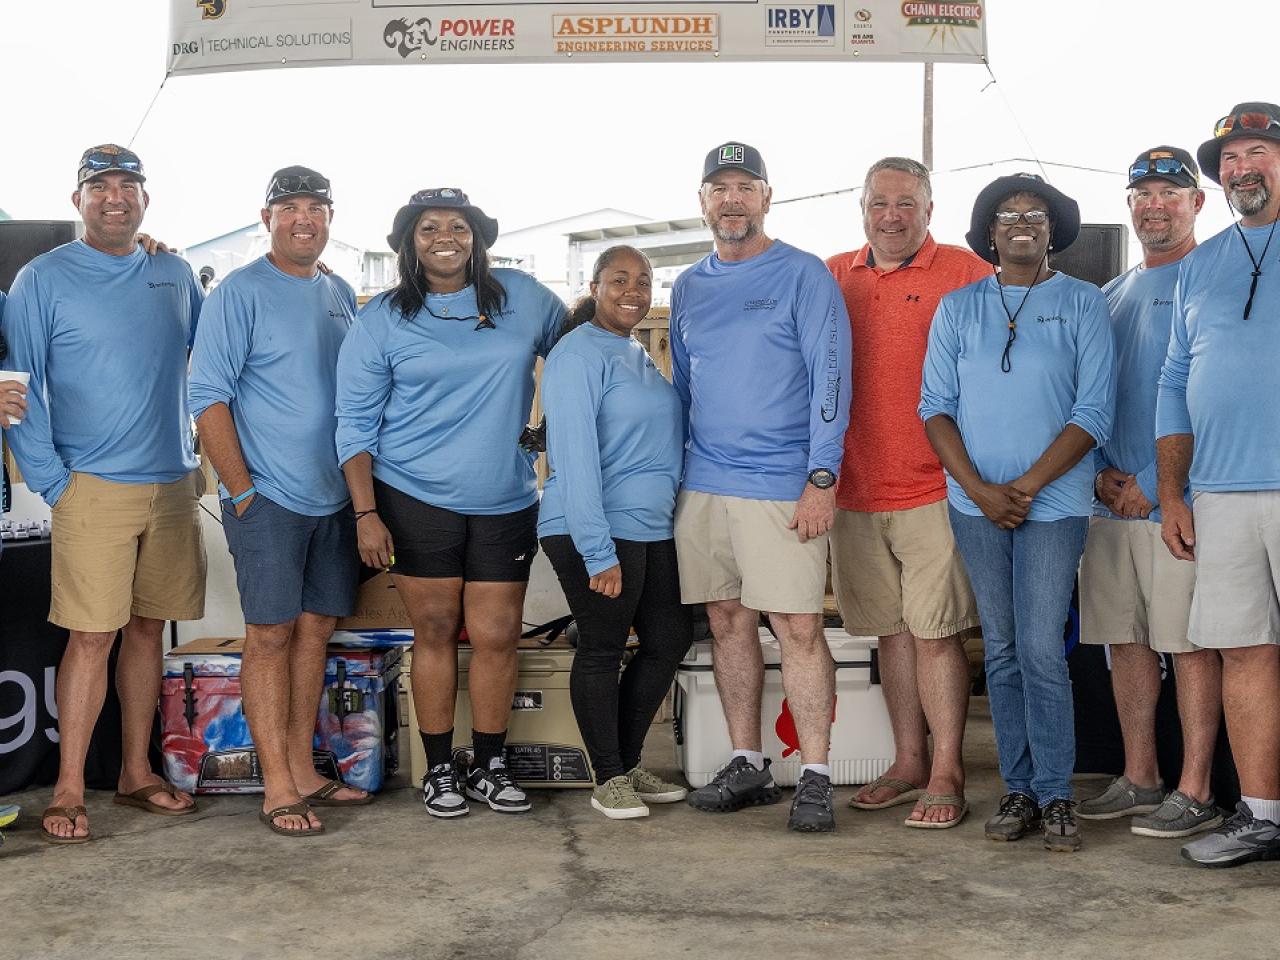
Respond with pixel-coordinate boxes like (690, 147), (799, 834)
(541, 536), (693, 783)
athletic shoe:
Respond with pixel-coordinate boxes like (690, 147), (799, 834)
(1042, 799), (1081, 852)
(1131, 790), (1224, 839)
(422, 763), (469, 819)
(686, 756), (783, 813)
(984, 792), (1041, 841)
(591, 776), (650, 820)
(628, 766), (687, 803)
(1181, 802), (1280, 868)
(464, 757), (532, 813)
(1076, 775), (1164, 820)
(787, 770), (835, 833)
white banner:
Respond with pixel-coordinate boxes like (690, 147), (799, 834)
(168, 0), (987, 75)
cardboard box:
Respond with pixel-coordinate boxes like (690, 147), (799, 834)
(336, 571), (411, 630)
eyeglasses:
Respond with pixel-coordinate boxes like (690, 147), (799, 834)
(267, 174), (332, 202)
(1214, 112), (1280, 138)
(993, 210), (1049, 226)
(1129, 158), (1197, 184)
(80, 148), (143, 174)
(411, 188), (467, 204)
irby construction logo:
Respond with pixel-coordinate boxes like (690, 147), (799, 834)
(764, 5), (837, 47)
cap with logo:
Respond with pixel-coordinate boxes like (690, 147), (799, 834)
(77, 144), (145, 186)
(1197, 102), (1280, 185)
(387, 187), (499, 252)
(265, 165), (333, 206)
(1127, 146), (1199, 190)
(702, 141), (768, 184)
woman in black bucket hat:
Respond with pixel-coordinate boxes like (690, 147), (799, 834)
(336, 188), (566, 820)
(919, 172), (1116, 854)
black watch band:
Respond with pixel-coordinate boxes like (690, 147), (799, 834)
(808, 468), (837, 489)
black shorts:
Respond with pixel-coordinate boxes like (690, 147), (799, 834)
(373, 477), (539, 582)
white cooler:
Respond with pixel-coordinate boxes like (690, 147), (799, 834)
(673, 628), (893, 787)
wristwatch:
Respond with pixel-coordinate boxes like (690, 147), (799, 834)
(807, 468), (837, 489)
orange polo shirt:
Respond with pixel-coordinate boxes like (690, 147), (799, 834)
(826, 234), (991, 513)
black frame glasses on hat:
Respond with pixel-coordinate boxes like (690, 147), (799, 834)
(1197, 102), (1280, 185)
(77, 144), (145, 185)
(265, 168), (332, 206)
(1126, 146), (1199, 189)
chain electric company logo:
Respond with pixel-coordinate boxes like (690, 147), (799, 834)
(552, 14), (719, 54)
(197, 0), (226, 19)
(383, 16), (515, 57)
(764, 4), (836, 46)
(900, 2), (982, 48)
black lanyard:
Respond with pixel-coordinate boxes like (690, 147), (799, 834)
(995, 261), (1044, 373)
(1234, 217), (1279, 321)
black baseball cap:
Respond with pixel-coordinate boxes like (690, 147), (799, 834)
(702, 142), (768, 184)
(1127, 146), (1199, 189)
(265, 165), (332, 206)
(77, 144), (145, 186)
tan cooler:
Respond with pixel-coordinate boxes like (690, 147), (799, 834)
(403, 638), (593, 788)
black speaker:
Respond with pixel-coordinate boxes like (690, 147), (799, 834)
(1049, 222), (1129, 289)
(0, 220), (79, 294)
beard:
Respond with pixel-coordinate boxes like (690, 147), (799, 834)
(1135, 220), (1185, 250)
(1228, 174), (1272, 216)
(709, 213), (760, 244)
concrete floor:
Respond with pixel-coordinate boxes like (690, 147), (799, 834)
(2, 702), (1277, 960)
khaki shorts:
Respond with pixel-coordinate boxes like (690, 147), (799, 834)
(830, 500), (979, 639)
(50, 471), (206, 632)
(674, 490), (828, 614)
(1187, 491), (1280, 649)
(1079, 515), (1196, 655)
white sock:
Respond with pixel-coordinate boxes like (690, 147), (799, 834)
(801, 763), (832, 779)
(1241, 795), (1280, 823)
(732, 750), (765, 771)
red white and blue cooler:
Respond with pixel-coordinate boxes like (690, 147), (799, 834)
(160, 631), (410, 794)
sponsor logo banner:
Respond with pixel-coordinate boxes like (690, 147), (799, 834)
(764, 5), (837, 47)
(552, 13), (720, 54)
(171, 18), (353, 69)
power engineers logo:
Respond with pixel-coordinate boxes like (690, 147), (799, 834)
(383, 16), (516, 57)
(765, 4), (836, 47)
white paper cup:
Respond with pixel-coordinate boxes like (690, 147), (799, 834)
(0, 370), (31, 425)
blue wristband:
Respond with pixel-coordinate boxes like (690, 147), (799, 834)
(230, 485), (257, 505)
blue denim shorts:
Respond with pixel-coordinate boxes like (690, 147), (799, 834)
(221, 494), (360, 625)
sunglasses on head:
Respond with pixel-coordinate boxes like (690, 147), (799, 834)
(994, 209), (1049, 225)
(1214, 112), (1280, 138)
(80, 149), (143, 174)
(1129, 158), (1196, 183)
(268, 174), (331, 200)
(411, 187), (466, 204)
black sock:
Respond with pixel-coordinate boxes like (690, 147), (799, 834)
(421, 729), (454, 770)
(472, 729), (507, 770)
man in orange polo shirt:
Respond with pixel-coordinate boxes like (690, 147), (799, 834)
(826, 157), (990, 829)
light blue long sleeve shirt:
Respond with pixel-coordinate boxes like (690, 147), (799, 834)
(919, 272), (1116, 521)
(670, 240), (852, 501)
(1156, 223), (1280, 492)
(1095, 261), (1185, 523)
(537, 323), (684, 575)
(335, 268), (564, 514)
(1, 241), (202, 506)
(188, 256), (355, 516)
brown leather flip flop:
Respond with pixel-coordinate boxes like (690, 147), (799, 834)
(112, 781), (198, 816)
(42, 805), (91, 845)
(259, 802), (326, 837)
(304, 778), (374, 807)
(847, 776), (926, 810)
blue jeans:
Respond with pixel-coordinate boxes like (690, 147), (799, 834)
(948, 507), (1088, 805)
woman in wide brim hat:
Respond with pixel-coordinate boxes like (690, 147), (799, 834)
(919, 172), (1116, 852)
(336, 187), (567, 820)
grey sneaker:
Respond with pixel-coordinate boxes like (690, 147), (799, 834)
(787, 770), (835, 833)
(1181, 802), (1280, 868)
(1043, 799), (1081, 852)
(1131, 790), (1224, 839)
(591, 775), (649, 820)
(687, 756), (783, 812)
(985, 792), (1041, 841)
(422, 763), (469, 819)
(627, 766), (687, 803)
(1076, 775), (1164, 820)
